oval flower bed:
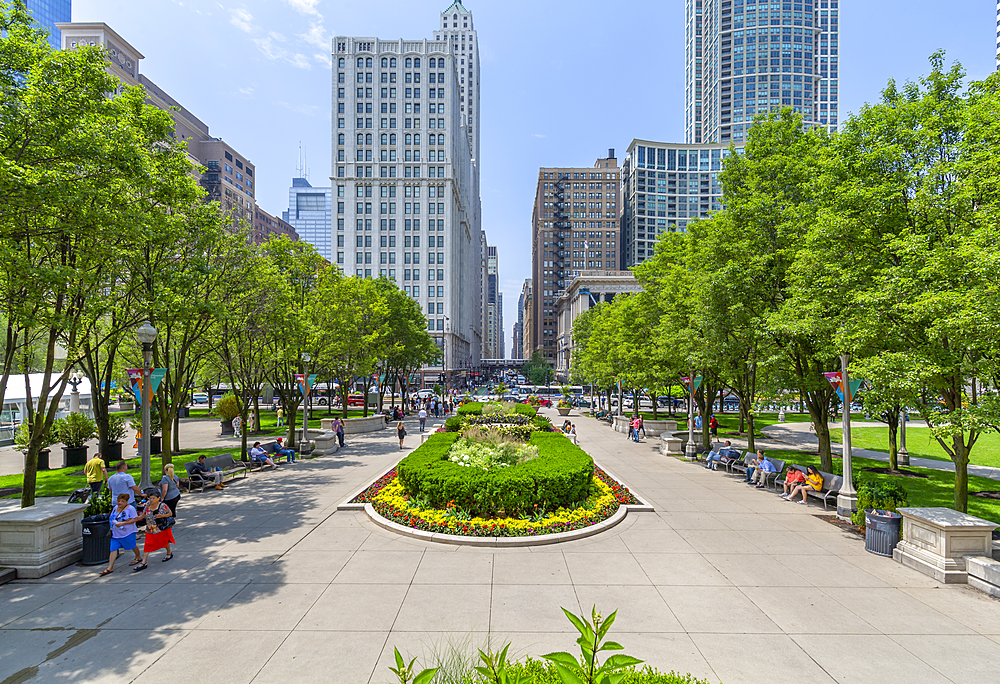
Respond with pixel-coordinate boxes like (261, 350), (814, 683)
(351, 464), (640, 538)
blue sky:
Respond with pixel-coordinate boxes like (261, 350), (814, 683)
(72, 0), (998, 355)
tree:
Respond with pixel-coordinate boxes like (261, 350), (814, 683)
(372, 278), (439, 413)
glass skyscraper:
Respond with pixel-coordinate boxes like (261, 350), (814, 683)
(26, 0), (72, 49)
(685, 0), (839, 145)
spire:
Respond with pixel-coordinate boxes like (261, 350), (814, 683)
(441, 1), (470, 15)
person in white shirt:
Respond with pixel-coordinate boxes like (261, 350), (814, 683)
(418, 408), (427, 432)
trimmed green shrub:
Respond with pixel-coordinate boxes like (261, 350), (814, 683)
(216, 393), (240, 422)
(533, 415), (553, 430)
(444, 415), (463, 432)
(396, 431), (593, 517)
(457, 401), (483, 416)
(851, 479), (909, 527)
(513, 403), (537, 418)
(54, 412), (97, 448)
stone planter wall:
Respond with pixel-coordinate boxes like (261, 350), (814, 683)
(642, 420), (678, 437)
(893, 507), (998, 583)
(321, 415), (387, 435)
(0, 498), (89, 579)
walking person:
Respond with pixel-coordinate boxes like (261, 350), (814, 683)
(160, 464), (181, 517)
(276, 405), (285, 428)
(418, 407), (427, 432)
(709, 415), (719, 438)
(396, 421), (407, 449)
(100, 493), (142, 575)
(108, 460), (141, 505)
(130, 491), (175, 571)
(331, 417), (345, 447)
(85, 452), (107, 496)
(637, 415), (646, 439)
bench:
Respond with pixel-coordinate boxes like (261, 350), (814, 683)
(776, 464), (842, 508)
(758, 458), (786, 488)
(248, 441), (282, 471)
(728, 452), (753, 476)
(183, 453), (248, 492)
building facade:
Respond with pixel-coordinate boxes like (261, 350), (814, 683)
(529, 154), (620, 365)
(27, 0), (71, 49)
(285, 178), (333, 261)
(485, 244), (503, 359)
(433, 1), (479, 172)
(685, 0), (839, 145)
(555, 271), (641, 381)
(333, 24), (482, 384)
(253, 207), (298, 244)
(620, 138), (743, 267)
(520, 279), (533, 361)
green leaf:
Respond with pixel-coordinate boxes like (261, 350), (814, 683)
(598, 640), (624, 651)
(393, 647), (405, 671)
(543, 651), (581, 669)
(550, 661), (587, 684)
(561, 607), (589, 635)
(413, 668), (439, 684)
(600, 654), (644, 670)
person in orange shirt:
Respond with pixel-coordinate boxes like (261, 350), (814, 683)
(786, 465), (823, 505)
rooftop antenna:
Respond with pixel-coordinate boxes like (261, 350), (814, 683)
(296, 142), (303, 178)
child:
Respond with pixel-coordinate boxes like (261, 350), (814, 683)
(100, 493), (142, 576)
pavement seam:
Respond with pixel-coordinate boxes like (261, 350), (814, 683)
(369, 548), (425, 684)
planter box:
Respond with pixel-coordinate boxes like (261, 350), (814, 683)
(35, 448), (51, 471)
(103, 441), (122, 463)
(642, 419), (677, 437)
(150, 435), (161, 455)
(62, 446), (88, 469)
(220, 419), (234, 436)
(119, 402), (135, 411)
(557, 407), (571, 416)
(893, 507), (998, 583)
(0, 498), (89, 579)
(966, 556), (1000, 599)
(659, 434), (683, 455)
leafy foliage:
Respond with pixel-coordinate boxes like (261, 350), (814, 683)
(543, 606), (644, 684)
(851, 479), (909, 528)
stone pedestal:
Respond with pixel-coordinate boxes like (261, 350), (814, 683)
(310, 432), (339, 457)
(0, 498), (89, 579)
(322, 415), (387, 434)
(660, 434), (683, 455)
(892, 507), (998, 584)
(966, 556), (1000, 599)
(642, 420), (677, 437)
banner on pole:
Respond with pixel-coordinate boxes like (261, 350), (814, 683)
(680, 376), (703, 394)
(824, 372), (863, 403)
(296, 374), (320, 396)
(127, 369), (143, 402)
(149, 369), (166, 396)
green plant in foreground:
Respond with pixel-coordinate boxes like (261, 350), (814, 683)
(54, 412), (98, 448)
(543, 606), (643, 684)
(474, 642), (531, 684)
(388, 647), (437, 684)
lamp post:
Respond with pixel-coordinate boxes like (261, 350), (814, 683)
(136, 321), (158, 490)
(301, 352), (311, 459)
(68, 370), (84, 414)
(837, 353), (858, 519)
(898, 409), (909, 467)
(685, 373), (698, 460)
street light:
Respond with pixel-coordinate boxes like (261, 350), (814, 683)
(301, 352), (311, 459)
(685, 372), (698, 460)
(898, 408), (909, 467)
(136, 320), (158, 490)
(837, 353), (858, 519)
(68, 370), (84, 414)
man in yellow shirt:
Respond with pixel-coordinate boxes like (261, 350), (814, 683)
(85, 454), (107, 495)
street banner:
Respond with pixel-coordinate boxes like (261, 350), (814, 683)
(680, 376), (703, 394)
(127, 369), (143, 402)
(149, 369), (166, 396)
(296, 374), (319, 396)
(824, 372), (863, 403)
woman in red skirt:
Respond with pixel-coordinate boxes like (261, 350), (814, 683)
(131, 491), (175, 572)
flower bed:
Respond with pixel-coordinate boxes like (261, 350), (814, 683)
(352, 464), (638, 538)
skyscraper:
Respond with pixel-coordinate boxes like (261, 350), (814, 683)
(529, 154), (620, 365)
(27, 0), (71, 49)
(685, 0), (839, 145)
(332, 3), (483, 386)
(285, 178), (333, 261)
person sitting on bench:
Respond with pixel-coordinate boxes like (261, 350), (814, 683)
(275, 438), (296, 464)
(250, 442), (279, 469)
(785, 465), (822, 504)
(704, 440), (733, 470)
(191, 455), (226, 491)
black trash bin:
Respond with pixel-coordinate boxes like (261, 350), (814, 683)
(864, 510), (902, 557)
(81, 514), (112, 566)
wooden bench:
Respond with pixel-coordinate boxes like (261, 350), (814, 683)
(183, 453), (248, 492)
(776, 464), (842, 508)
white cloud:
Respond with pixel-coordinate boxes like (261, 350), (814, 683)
(314, 52), (333, 68)
(290, 53), (311, 70)
(229, 8), (255, 33)
(252, 36), (312, 70)
(238, 85), (255, 96)
(275, 101), (321, 116)
(299, 21), (329, 50)
(269, 31), (287, 42)
(533, 133), (545, 138)
(283, 0), (321, 16)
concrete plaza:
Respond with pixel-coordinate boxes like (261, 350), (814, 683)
(1, 410), (999, 683)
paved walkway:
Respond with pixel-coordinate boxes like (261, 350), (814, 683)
(2, 410), (999, 684)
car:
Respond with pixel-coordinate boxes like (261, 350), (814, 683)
(416, 389), (435, 399)
(347, 393), (366, 406)
(191, 393), (208, 404)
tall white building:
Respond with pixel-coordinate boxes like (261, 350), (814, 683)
(332, 3), (483, 386)
(685, 0), (840, 145)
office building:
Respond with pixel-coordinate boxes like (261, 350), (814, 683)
(57, 22), (259, 233)
(485, 244), (502, 359)
(513, 280), (527, 361)
(253, 207), (298, 244)
(27, 0), (71, 49)
(685, 0), (839, 145)
(285, 178), (333, 261)
(433, 1), (479, 171)
(529, 153), (619, 365)
(520, 279), (533, 361)
(620, 139), (744, 267)
(333, 4), (482, 386)
(555, 271), (640, 381)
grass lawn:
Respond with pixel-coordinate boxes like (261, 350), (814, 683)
(0, 446), (235, 501)
(831, 426), (1000, 470)
(709, 448), (1000, 525)
(589, 412), (839, 439)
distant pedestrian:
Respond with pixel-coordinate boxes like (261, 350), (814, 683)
(709, 415), (719, 438)
(637, 415), (646, 439)
(276, 406), (285, 427)
(331, 417), (345, 447)
(100, 493), (142, 576)
(232, 415), (242, 439)
(418, 407), (427, 432)
(694, 414), (703, 430)
(85, 453), (107, 496)
(159, 464), (181, 517)
(397, 421), (407, 449)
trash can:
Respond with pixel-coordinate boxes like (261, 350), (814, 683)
(864, 510), (902, 557)
(81, 514), (111, 566)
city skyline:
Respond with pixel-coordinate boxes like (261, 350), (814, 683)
(69, 0), (999, 356)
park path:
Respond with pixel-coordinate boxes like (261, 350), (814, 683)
(1, 408), (999, 684)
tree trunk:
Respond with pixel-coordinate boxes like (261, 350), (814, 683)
(173, 411), (181, 453)
(160, 417), (173, 468)
(887, 412), (899, 471)
(813, 416), (833, 474)
(952, 436), (970, 513)
(747, 414), (756, 452)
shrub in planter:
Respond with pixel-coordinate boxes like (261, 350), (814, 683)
(54, 412), (98, 449)
(396, 431), (593, 517)
(84, 485), (113, 516)
(513, 403), (537, 418)
(456, 401), (483, 417)
(107, 412), (129, 443)
(215, 393), (240, 422)
(533, 415), (553, 430)
(14, 421), (53, 453)
(851, 479), (908, 528)
(444, 415), (464, 432)
(128, 406), (161, 436)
